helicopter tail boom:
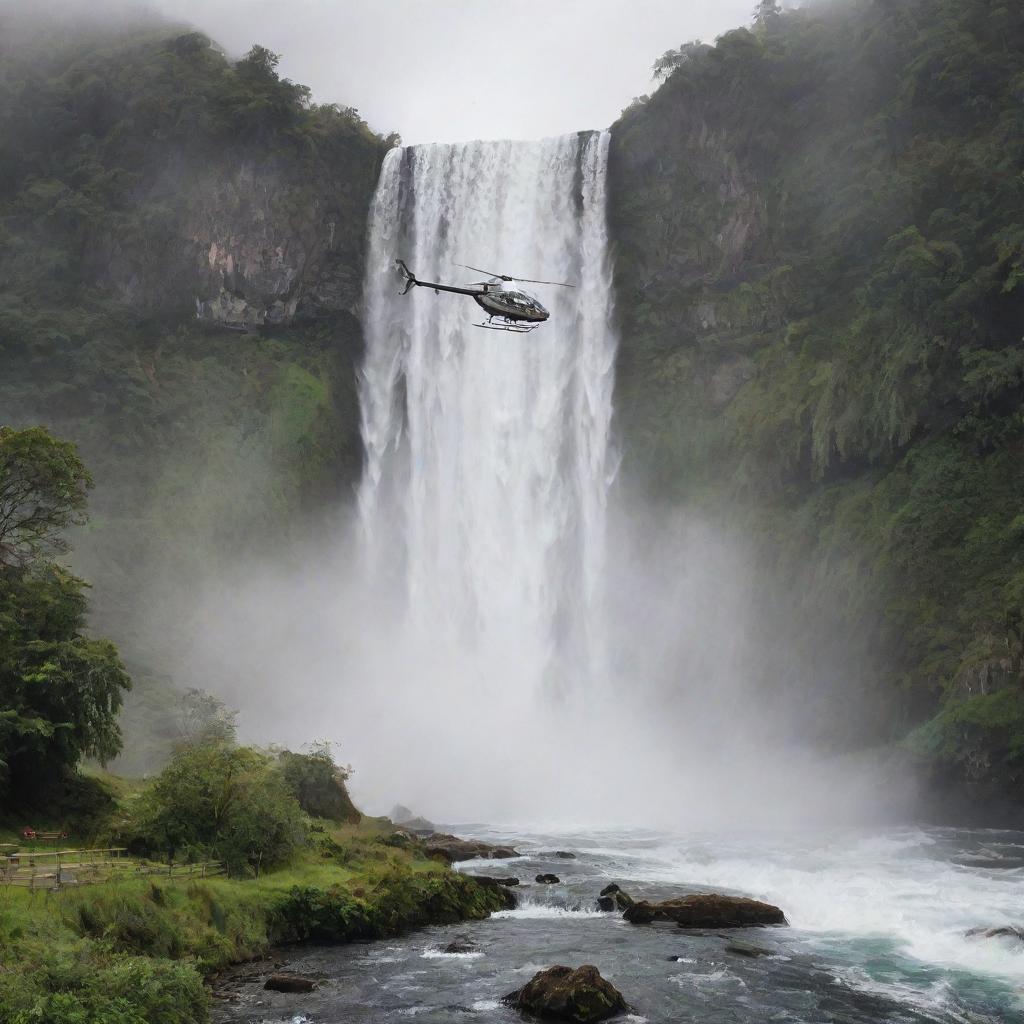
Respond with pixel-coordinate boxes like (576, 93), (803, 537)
(394, 258), (486, 298)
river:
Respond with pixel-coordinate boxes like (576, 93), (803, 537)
(214, 823), (1024, 1023)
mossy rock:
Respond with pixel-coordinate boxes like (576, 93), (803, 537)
(503, 965), (627, 1023)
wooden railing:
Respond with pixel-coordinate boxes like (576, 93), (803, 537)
(0, 849), (225, 891)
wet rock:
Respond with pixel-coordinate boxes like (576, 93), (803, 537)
(423, 833), (520, 863)
(536, 873), (561, 884)
(623, 894), (786, 929)
(470, 875), (518, 909)
(725, 941), (774, 958)
(444, 936), (478, 954)
(475, 875), (520, 886)
(402, 816), (438, 834)
(956, 856), (1024, 870)
(390, 803), (415, 823)
(597, 886), (634, 913)
(965, 925), (1024, 941)
(389, 805), (437, 834)
(264, 974), (317, 993)
(503, 964), (627, 1022)
(540, 851), (577, 859)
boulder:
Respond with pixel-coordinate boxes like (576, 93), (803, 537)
(390, 804), (415, 823)
(503, 965), (627, 1023)
(423, 833), (520, 863)
(597, 886), (634, 913)
(475, 875), (520, 886)
(965, 926), (1024, 941)
(536, 873), (561, 884)
(540, 851), (577, 859)
(389, 806), (437, 833)
(264, 974), (317, 993)
(725, 941), (774, 958)
(623, 894), (786, 928)
(444, 936), (478, 954)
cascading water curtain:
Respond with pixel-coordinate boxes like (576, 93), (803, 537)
(358, 132), (618, 699)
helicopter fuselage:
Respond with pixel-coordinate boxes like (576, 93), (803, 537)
(474, 286), (549, 323)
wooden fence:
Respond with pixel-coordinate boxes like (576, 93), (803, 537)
(0, 849), (225, 892)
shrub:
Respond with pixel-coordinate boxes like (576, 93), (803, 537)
(135, 742), (307, 874)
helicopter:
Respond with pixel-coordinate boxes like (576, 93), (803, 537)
(394, 259), (574, 333)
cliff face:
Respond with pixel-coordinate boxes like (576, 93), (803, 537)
(93, 154), (372, 331)
(607, 0), (1024, 817)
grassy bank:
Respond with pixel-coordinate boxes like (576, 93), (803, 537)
(0, 821), (508, 1024)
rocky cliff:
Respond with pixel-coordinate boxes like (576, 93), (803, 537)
(607, 0), (1024, 818)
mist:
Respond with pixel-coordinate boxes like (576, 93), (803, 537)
(3, 0), (758, 144)
(163, 486), (909, 830)
(157, 129), (912, 833)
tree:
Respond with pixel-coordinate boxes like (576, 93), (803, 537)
(652, 41), (709, 80)
(176, 687), (238, 747)
(752, 0), (781, 29)
(0, 564), (131, 804)
(137, 743), (307, 872)
(0, 427), (129, 810)
(0, 426), (92, 567)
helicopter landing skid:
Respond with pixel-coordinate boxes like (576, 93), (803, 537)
(473, 316), (540, 334)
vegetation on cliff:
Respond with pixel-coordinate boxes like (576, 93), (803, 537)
(609, 0), (1024, 809)
(0, 16), (389, 767)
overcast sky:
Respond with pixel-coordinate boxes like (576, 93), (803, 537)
(142, 0), (754, 145)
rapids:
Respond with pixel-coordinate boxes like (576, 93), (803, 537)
(213, 824), (1024, 1023)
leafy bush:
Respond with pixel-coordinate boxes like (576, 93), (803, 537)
(2, 950), (207, 1024)
(135, 743), (307, 873)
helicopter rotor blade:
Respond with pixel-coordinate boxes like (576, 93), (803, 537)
(514, 277), (576, 289)
(458, 264), (576, 288)
(459, 263), (511, 281)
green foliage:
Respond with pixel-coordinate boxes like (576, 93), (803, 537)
(0, 426), (92, 566)
(610, 0), (1024, 794)
(271, 869), (511, 943)
(0, 815), (507, 1024)
(905, 688), (1024, 794)
(4, 951), (208, 1024)
(135, 743), (307, 873)
(278, 742), (361, 823)
(0, 428), (130, 812)
(175, 688), (238, 748)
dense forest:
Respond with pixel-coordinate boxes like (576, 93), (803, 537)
(609, 0), (1024, 812)
(2, 0), (1023, 815)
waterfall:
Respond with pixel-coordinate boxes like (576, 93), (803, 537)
(358, 133), (618, 700)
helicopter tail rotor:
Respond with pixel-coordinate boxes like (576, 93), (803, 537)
(395, 259), (418, 295)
